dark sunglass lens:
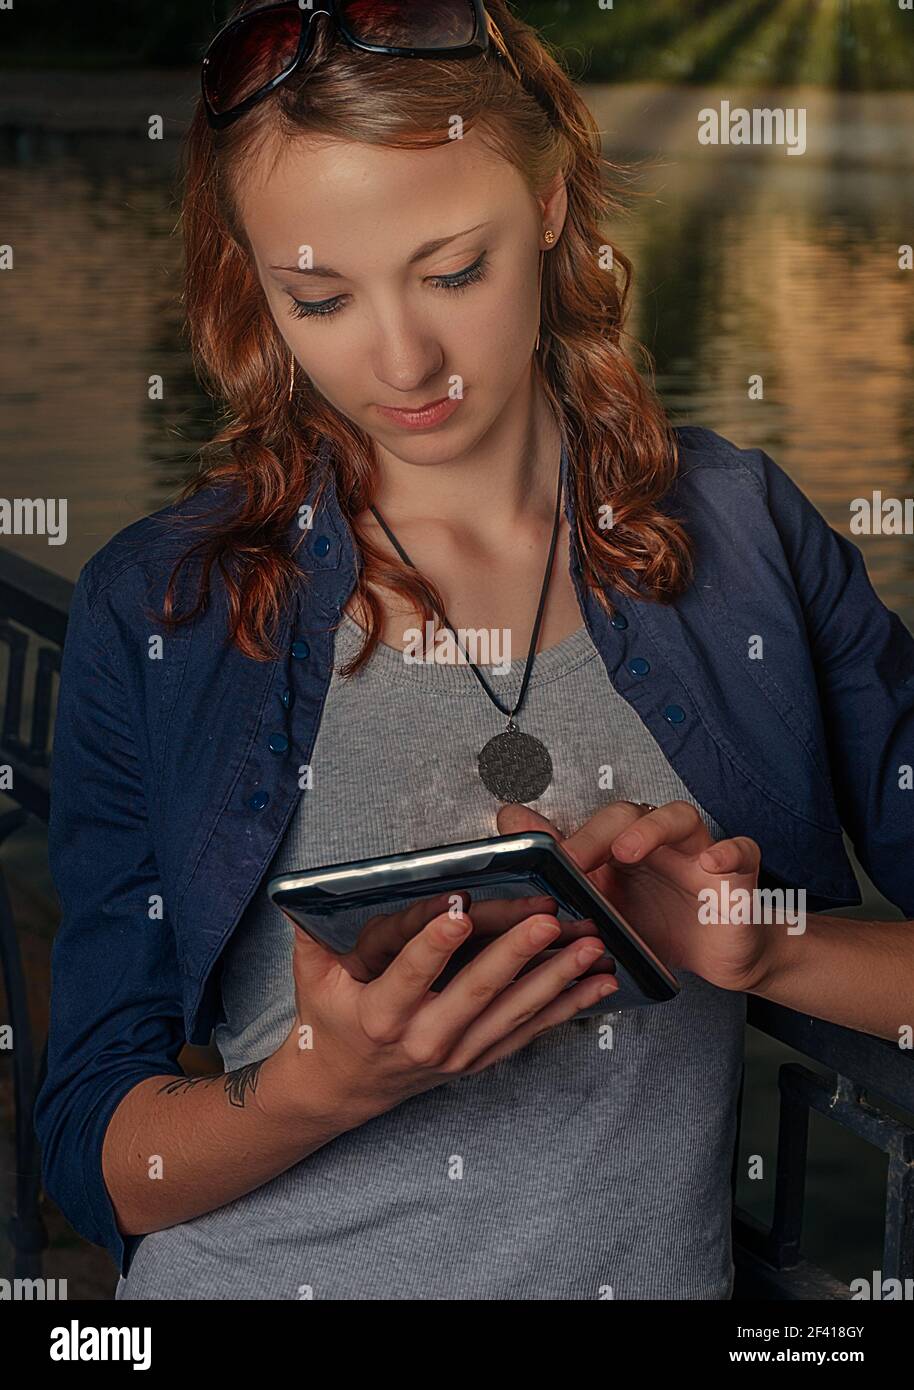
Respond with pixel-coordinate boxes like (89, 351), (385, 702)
(339, 0), (476, 49)
(204, 4), (303, 116)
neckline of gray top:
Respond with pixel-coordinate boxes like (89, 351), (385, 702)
(331, 610), (599, 696)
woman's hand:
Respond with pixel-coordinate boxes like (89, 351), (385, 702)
(496, 799), (767, 994)
(278, 901), (619, 1125)
(334, 891), (609, 983)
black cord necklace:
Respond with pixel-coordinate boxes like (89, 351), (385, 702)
(369, 457), (564, 804)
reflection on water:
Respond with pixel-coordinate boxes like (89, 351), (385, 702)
(617, 155), (914, 623)
(0, 109), (911, 629)
(1, 87), (912, 1289)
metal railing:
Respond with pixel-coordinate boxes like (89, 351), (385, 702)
(732, 999), (914, 1298)
(0, 547), (70, 1278)
(1, 547), (912, 1294)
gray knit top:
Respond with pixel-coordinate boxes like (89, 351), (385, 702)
(116, 612), (745, 1300)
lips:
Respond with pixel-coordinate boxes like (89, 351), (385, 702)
(379, 396), (448, 414)
(374, 393), (463, 430)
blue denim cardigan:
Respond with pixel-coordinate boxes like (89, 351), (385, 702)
(33, 426), (914, 1277)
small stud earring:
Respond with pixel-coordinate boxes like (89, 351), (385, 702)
(544, 229), (556, 245)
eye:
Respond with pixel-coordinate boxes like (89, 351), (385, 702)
(288, 295), (345, 321)
(286, 251), (489, 322)
(429, 251), (489, 293)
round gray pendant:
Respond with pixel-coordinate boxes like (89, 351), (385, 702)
(477, 727), (553, 803)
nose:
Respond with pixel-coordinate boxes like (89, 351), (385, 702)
(371, 302), (445, 398)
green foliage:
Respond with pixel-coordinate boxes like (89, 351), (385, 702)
(516, 0), (914, 90)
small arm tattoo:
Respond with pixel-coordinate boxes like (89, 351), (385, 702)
(157, 1060), (266, 1108)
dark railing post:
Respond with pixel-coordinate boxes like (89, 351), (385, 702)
(0, 622), (28, 747)
(734, 1001), (914, 1298)
(768, 1064), (813, 1269)
(0, 812), (48, 1277)
(30, 645), (60, 761)
(0, 549), (70, 1278)
(885, 1125), (914, 1282)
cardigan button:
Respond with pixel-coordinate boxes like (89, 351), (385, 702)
(663, 704), (686, 724)
(610, 613), (628, 630)
(280, 687), (293, 708)
(313, 535), (331, 558)
(291, 639), (310, 659)
(268, 732), (289, 753)
(629, 657), (651, 677)
(248, 789), (270, 811)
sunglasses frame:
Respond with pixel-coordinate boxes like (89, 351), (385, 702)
(202, 0), (513, 130)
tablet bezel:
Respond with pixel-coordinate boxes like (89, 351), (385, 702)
(268, 831), (680, 1010)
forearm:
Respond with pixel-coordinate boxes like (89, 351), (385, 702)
(101, 1028), (376, 1237)
(749, 913), (914, 1042)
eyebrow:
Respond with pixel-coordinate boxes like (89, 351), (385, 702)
(269, 222), (491, 278)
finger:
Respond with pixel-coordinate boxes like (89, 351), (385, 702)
(453, 953), (620, 1070)
(699, 836), (762, 877)
(466, 894), (558, 935)
(356, 893), (559, 982)
(361, 891), (462, 942)
(421, 913), (569, 1039)
(287, 910), (356, 988)
(515, 946), (615, 978)
(450, 918), (605, 975)
(608, 800), (712, 863)
(355, 891), (468, 975)
(498, 802), (629, 900)
(359, 909), (476, 1037)
(510, 917), (610, 973)
(496, 803), (564, 840)
(562, 801), (648, 873)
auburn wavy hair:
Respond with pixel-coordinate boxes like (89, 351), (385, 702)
(159, 0), (693, 670)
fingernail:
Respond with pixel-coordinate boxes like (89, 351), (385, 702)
(444, 918), (470, 939)
(576, 943), (605, 967)
(529, 919), (560, 946)
(613, 831), (641, 858)
(598, 980), (618, 997)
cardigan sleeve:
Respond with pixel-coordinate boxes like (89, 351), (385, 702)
(755, 448), (914, 918)
(33, 564), (187, 1278)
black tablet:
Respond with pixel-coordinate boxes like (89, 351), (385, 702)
(268, 831), (680, 1015)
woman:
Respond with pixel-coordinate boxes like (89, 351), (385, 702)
(35, 0), (914, 1301)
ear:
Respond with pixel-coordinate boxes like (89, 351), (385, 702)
(496, 802), (563, 841)
(537, 172), (568, 242)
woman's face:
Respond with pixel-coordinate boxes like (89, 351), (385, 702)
(237, 126), (564, 463)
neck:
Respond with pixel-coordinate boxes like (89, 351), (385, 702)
(369, 371), (563, 538)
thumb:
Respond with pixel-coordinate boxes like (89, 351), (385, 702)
(496, 802), (563, 841)
(283, 909), (347, 984)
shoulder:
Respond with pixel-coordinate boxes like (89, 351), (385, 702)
(75, 480), (240, 621)
(666, 425), (860, 624)
(668, 426), (914, 669)
(671, 425), (801, 512)
(669, 424), (836, 562)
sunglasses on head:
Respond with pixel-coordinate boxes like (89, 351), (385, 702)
(202, 0), (523, 130)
